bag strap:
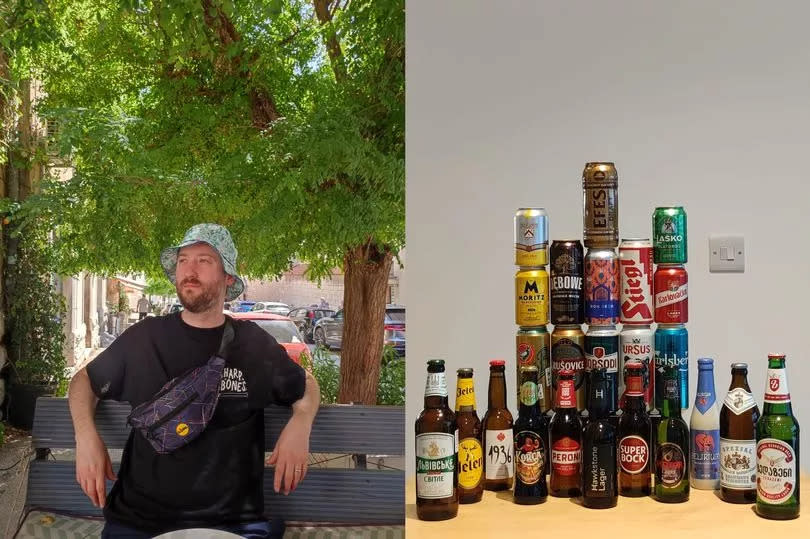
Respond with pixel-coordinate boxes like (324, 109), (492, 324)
(217, 316), (235, 360)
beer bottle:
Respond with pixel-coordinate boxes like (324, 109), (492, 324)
(415, 360), (458, 520)
(455, 368), (484, 504)
(582, 368), (618, 508)
(618, 361), (651, 496)
(690, 358), (720, 490)
(719, 363), (759, 503)
(513, 366), (548, 504)
(654, 365), (689, 503)
(550, 369), (583, 497)
(755, 354), (800, 520)
(483, 359), (514, 490)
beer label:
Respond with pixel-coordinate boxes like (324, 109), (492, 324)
(764, 368), (790, 403)
(517, 342), (536, 367)
(458, 437), (484, 490)
(656, 442), (686, 487)
(455, 378), (475, 410)
(551, 436), (581, 476)
(723, 388), (757, 415)
(719, 438), (756, 490)
(515, 431), (544, 485)
(694, 390), (716, 415)
(555, 379), (576, 408)
(619, 248), (653, 324)
(485, 429), (514, 480)
(620, 332), (653, 409)
(654, 283), (688, 308)
(691, 429), (720, 480)
(416, 433), (455, 499)
(520, 381), (538, 406)
(583, 441), (616, 498)
(551, 337), (585, 397)
(424, 372), (447, 397)
(619, 435), (649, 474)
(757, 439), (796, 504)
(586, 346), (618, 373)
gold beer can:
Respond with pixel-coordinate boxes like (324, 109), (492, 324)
(516, 327), (551, 413)
(515, 267), (549, 326)
(550, 324), (586, 412)
(514, 208), (549, 266)
(582, 162), (619, 249)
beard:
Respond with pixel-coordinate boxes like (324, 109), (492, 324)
(177, 278), (221, 313)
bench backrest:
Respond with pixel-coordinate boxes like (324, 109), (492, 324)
(27, 398), (405, 524)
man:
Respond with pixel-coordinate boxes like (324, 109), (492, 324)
(136, 294), (150, 321)
(69, 224), (320, 538)
(318, 297), (329, 309)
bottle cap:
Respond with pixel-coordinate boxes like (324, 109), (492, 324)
(489, 359), (506, 367)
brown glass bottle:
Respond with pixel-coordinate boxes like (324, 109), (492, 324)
(513, 366), (548, 504)
(549, 369), (583, 497)
(415, 360), (458, 520)
(617, 361), (652, 497)
(483, 359), (514, 490)
(719, 363), (759, 503)
(455, 368), (483, 503)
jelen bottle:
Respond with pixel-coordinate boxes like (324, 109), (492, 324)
(455, 368), (484, 504)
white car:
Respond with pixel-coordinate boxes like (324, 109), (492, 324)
(250, 301), (291, 316)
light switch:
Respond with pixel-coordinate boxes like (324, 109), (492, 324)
(710, 235), (745, 272)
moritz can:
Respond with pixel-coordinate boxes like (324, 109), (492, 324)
(515, 208), (549, 266)
(582, 162), (619, 249)
(653, 207), (687, 264)
(654, 324), (689, 410)
(516, 327), (552, 413)
(550, 240), (584, 325)
(585, 248), (619, 326)
(619, 238), (654, 325)
(515, 268), (549, 326)
(654, 264), (688, 324)
(551, 325), (586, 412)
(584, 325), (619, 415)
(620, 325), (654, 411)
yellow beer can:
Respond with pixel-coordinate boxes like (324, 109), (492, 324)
(515, 267), (549, 326)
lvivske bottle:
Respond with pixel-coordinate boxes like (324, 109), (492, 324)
(719, 363), (759, 503)
(455, 368), (483, 504)
(513, 366), (548, 504)
(483, 359), (514, 490)
(690, 358), (720, 490)
(654, 365), (690, 503)
(582, 368), (618, 508)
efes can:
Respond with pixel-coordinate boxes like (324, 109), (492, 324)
(584, 247), (619, 325)
(551, 325), (586, 412)
(514, 208), (549, 266)
(653, 206), (687, 264)
(654, 324), (689, 410)
(516, 327), (551, 413)
(582, 162), (619, 249)
(515, 268), (549, 326)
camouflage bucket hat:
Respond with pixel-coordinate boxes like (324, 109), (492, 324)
(160, 223), (245, 302)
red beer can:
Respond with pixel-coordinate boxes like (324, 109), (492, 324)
(619, 238), (654, 325)
(653, 265), (688, 324)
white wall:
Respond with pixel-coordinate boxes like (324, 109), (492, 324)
(406, 1), (809, 474)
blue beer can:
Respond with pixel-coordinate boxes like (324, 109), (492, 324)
(654, 324), (689, 409)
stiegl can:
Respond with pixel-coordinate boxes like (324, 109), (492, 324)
(582, 162), (619, 249)
(551, 325), (586, 412)
(585, 248), (619, 325)
(618, 238), (654, 325)
(516, 327), (552, 413)
(515, 268), (549, 326)
(515, 208), (549, 266)
(654, 324), (689, 410)
(619, 325), (654, 411)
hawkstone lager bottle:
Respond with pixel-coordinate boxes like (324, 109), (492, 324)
(756, 354), (800, 520)
(415, 360), (458, 520)
(618, 361), (651, 497)
(483, 360), (514, 491)
(513, 366), (548, 504)
(455, 368), (483, 504)
(690, 358), (720, 490)
(654, 365), (690, 503)
(550, 370), (583, 497)
(719, 363), (759, 503)
(582, 368), (618, 508)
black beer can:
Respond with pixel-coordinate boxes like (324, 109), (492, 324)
(550, 240), (584, 325)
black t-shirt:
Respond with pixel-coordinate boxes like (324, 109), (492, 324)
(86, 312), (306, 533)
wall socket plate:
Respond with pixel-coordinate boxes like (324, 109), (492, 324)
(709, 234), (745, 273)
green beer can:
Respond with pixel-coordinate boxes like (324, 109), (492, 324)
(653, 207), (687, 264)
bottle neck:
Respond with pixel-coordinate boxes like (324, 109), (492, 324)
(763, 359), (793, 415)
(694, 366), (716, 412)
(424, 370), (449, 408)
(518, 376), (541, 416)
(488, 371), (507, 410)
(728, 370), (752, 393)
(455, 376), (476, 412)
(587, 375), (610, 419)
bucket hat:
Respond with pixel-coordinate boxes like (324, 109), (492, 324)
(160, 224), (245, 301)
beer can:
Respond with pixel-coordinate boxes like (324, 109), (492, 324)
(653, 206), (687, 264)
(584, 325), (619, 415)
(619, 325), (654, 411)
(654, 264), (688, 324)
(516, 327), (551, 413)
(582, 162), (619, 249)
(515, 268), (549, 326)
(551, 325), (586, 412)
(584, 247), (619, 325)
(514, 208), (549, 266)
(550, 240), (584, 325)
(654, 324), (689, 410)
(618, 238), (654, 325)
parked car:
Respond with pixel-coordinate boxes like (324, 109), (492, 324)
(230, 301), (256, 313)
(250, 301), (291, 316)
(161, 302), (183, 315)
(229, 312), (308, 364)
(287, 307), (335, 343)
(313, 304), (405, 357)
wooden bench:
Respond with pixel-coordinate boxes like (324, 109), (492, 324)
(17, 398), (404, 538)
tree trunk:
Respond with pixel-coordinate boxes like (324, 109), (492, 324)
(338, 240), (393, 404)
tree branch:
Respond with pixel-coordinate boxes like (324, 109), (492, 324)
(313, 0), (347, 83)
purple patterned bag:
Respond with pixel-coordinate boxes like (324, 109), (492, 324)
(128, 320), (234, 454)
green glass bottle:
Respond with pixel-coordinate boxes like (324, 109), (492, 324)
(755, 354), (800, 520)
(654, 365), (689, 502)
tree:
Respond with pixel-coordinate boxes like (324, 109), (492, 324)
(29, 0), (404, 403)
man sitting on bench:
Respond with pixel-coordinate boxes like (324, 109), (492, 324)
(68, 224), (321, 538)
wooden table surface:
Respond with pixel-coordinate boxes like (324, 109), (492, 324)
(406, 476), (809, 538)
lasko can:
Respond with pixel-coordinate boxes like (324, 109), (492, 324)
(653, 206), (687, 264)
(551, 325), (586, 412)
(582, 162), (619, 249)
(654, 324), (689, 410)
(515, 268), (549, 326)
(619, 238), (654, 325)
(585, 248), (619, 326)
(620, 325), (654, 411)
(550, 240), (585, 325)
(654, 264), (688, 324)
(515, 208), (549, 266)
(584, 325), (620, 415)
(516, 327), (552, 413)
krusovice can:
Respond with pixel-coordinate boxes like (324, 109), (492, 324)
(653, 206), (687, 264)
(516, 268), (549, 326)
(619, 238), (653, 325)
(551, 325), (586, 412)
(620, 325), (654, 411)
(585, 248), (619, 325)
(655, 324), (689, 410)
(515, 208), (549, 266)
(516, 327), (552, 413)
(550, 240), (584, 325)
(654, 264), (688, 324)
(582, 162), (619, 249)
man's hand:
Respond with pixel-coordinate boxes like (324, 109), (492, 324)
(75, 433), (116, 508)
(266, 415), (311, 495)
